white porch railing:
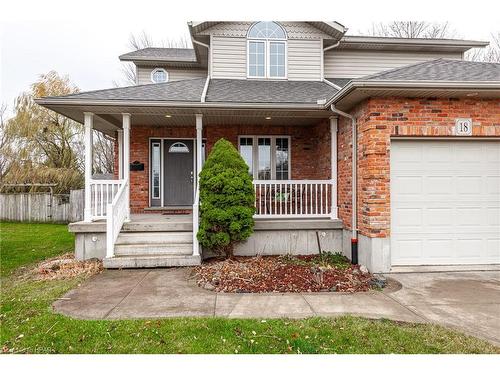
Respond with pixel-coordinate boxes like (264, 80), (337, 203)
(90, 179), (123, 219)
(106, 179), (129, 258)
(253, 180), (334, 218)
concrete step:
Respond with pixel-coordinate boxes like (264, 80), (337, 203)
(103, 254), (201, 268)
(114, 243), (193, 256)
(122, 221), (192, 232)
(115, 231), (192, 245)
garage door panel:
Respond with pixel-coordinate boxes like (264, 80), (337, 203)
(391, 140), (500, 267)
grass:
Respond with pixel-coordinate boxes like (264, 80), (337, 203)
(0, 222), (74, 276)
(1, 221), (499, 354)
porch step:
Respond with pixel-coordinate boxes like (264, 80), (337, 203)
(103, 254), (201, 268)
(107, 230), (196, 268)
(114, 243), (193, 256)
(115, 232), (192, 245)
(122, 221), (192, 232)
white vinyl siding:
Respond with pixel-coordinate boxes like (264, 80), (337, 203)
(324, 50), (463, 78)
(211, 36), (247, 79)
(137, 67), (207, 85)
(287, 39), (322, 81)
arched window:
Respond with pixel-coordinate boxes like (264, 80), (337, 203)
(247, 22), (287, 79)
(168, 142), (189, 153)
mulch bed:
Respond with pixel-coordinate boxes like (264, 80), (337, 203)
(23, 253), (103, 281)
(195, 255), (375, 293)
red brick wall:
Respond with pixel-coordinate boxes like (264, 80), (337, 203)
(338, 97), (500, 238)
(119, 122), (332, 212)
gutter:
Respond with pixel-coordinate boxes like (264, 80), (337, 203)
(34, 98), (327, 110)
(330, 104), (358, 265)
(200, 76), (210, 103)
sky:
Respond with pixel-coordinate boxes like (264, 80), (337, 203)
(1, 0), (499, 118)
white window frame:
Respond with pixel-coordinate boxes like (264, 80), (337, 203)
(247, 40), (287, 79)
(238, 135), (291, 180)
(246, 22), (287, 80)
(150, 68), (169, 83)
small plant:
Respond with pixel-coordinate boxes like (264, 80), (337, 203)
(197, 139), (255, 257)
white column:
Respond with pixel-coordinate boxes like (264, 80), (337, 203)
(330, 116), (338, 219)
(193, 114), (203, 257)
(117, 129), (123, 180)
(195, 114), (203, 186)
(83, 112), (94, 222)
(122, 113), (131, 221)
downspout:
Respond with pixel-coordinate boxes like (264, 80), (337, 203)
(191, 38), (211, 78)
(330, 104), (358, 265)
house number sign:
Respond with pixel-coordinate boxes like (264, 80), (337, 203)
(455, 118), (473, 136)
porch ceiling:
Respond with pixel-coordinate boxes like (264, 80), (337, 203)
(41, 105), (333, 133)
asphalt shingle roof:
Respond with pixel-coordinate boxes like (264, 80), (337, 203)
(44, 79), (338, 105)
(49, 79), (207, 102)
(325, 78), (353, 88)
(362, 59), (500, 82)
(206, 79), (338, 104)
(119, 48), (197, 62)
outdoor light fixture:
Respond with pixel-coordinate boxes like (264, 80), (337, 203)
(466, 92), (479, 97)
(165, 114), (172, 118)
(265, 116), (272, 120)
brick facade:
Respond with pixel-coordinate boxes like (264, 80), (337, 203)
(116, 121), (332, 212)
(338, 97), (500, 238)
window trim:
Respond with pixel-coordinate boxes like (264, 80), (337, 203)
(238, 135), (291, 180)
(247, 39), (288, 80)
(246, 22), (288, 80)
(150, 68), (169, 83)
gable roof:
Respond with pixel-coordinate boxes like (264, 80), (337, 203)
(362, 59), (500, 82)
(328, 59), (500, 110)
(119, 48), (197, 63)
(189, 21), (348, 40)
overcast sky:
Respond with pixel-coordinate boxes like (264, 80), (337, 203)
(1, 0), (499, 118)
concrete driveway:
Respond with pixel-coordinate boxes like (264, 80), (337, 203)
(384, 271), (500, 345)
(53, 268), (500, 345)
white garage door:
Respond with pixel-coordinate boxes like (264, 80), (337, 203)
(391, 140), (500, 266)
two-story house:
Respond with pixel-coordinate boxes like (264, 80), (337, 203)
(36, 21), (500, 272)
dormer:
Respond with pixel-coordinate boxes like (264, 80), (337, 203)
(189, 21), (347, 81)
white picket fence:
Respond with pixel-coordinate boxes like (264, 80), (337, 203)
(0, 190), (85, 223)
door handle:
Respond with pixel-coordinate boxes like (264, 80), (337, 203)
(190, 171), (194, 183)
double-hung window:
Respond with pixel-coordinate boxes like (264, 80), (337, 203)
(247, 22), (287, 79)
(239, 136), (290, 180)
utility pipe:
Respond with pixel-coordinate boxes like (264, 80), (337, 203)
(330, 104), (358, 264)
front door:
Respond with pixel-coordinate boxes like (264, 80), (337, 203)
(163, 139), (194, 206)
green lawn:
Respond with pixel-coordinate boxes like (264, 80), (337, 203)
(1, 221), (498, 354)
(0, 222), (74, 276)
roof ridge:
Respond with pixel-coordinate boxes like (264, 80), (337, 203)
(359, 59), (445, 81)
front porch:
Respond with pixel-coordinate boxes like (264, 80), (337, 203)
(74, 107), (342, 266)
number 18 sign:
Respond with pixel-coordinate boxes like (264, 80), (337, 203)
(455, 118), (473, 136)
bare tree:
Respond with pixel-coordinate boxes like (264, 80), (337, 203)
(466, 32), (500, 62)
(366, 21), (457, 39)
(118, 31), (191, 86)
(93, 132), (115, 175)
(0, 103), (13, 179)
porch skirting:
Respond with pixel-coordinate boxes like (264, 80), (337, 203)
(69, 218), (344, 261)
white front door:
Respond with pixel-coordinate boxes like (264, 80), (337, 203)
(390, 140), (500, 266)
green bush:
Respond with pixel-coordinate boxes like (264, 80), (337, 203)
(197, 138), (255, 257)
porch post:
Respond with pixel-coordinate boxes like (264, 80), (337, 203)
(330, 116), (338, 219)
(195, 114), (203, 187)
(83, 112), (94, 222)
(122, 113), (131, 221)
(117, 129), (123, 180)
(193, 113), (203, 257)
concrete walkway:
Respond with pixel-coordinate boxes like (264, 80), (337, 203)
(53, 268), (500, 345)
